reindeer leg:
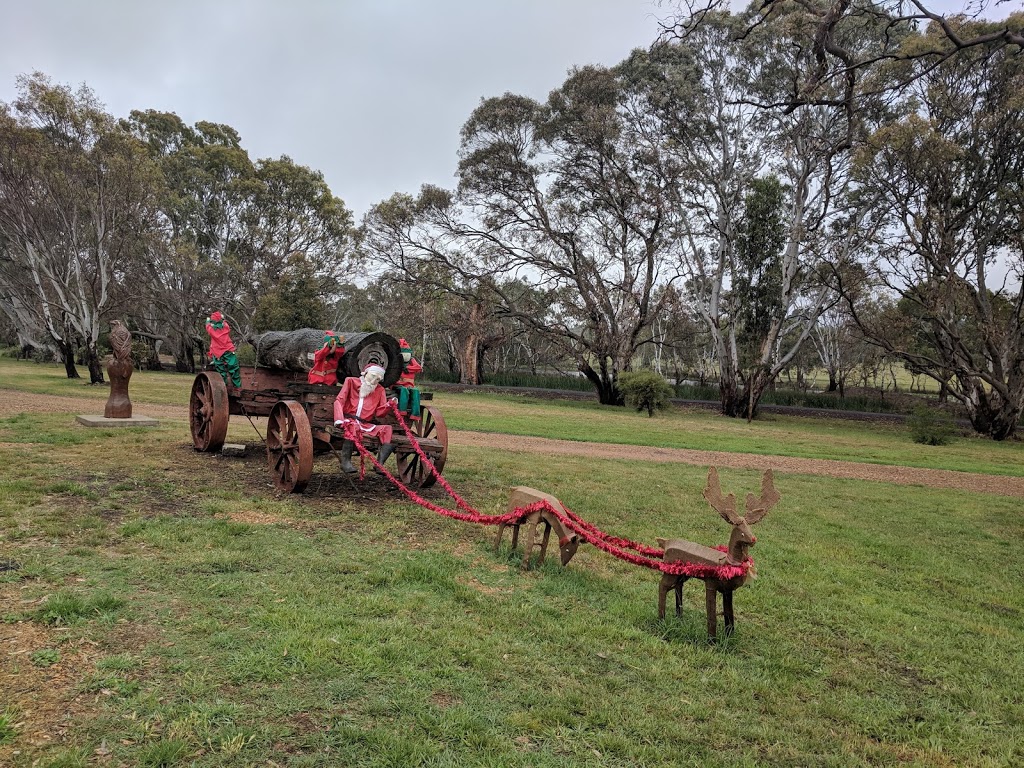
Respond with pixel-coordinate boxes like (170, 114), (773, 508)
(494, 523), (506, 553)
(538, 519), (552, 565)
(722, 588), (735, 637)
(510, 522), (520, 551)
(658, 575), (672, 619)
(675, 576), (686, 618)
(705, 581), (718, 641)
(521, 519), (537, 569)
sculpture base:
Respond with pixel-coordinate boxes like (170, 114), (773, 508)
(76, 415), (159, 428)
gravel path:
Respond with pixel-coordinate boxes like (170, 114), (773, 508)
(4, 389), (1022, 498)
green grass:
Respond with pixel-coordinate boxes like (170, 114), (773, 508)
(2, 357), (1023, 479)
(1, 411), (1023, 766)
(0, 710), (16, 746)
(0, 358), (191, 406)
(432, 391), (1024, 477)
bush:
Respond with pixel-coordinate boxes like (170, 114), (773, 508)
(619, 370), (673, 417)
(908, 405), (956, 445)
(236, 343), (256, 366)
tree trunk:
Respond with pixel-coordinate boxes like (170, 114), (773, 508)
(723, 367), (773, 420)
(59, 340), (80, 379)
(147, 341), (162, 371)
(175, 337), (196, 374)
(827, 371), (838, 392)
(457, 334), (481, 385)
(581, 359), (622, 405)
(719, 374), (741, 417)
(85, 341), (105, 384)
(963, 380), (1022, 441)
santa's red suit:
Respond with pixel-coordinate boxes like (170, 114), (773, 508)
(333, 376), (393, 443)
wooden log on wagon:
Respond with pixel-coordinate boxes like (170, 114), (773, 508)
(251, 329), (403, 387)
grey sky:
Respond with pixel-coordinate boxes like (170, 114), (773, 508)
(1, 0), (669, 217)
(0, 1), (1004, 219)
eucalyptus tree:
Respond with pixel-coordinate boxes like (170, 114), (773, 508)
(239, 156), (356, 333)
(0, 74), (160, 381)
(647, 12), (880, 417)
(842, 18), (1024, 439)
(364, 59), (685, 404)
(662, 1), (1019, 118)
(126, 110), (257, 370)
(128, 113), (355, 367)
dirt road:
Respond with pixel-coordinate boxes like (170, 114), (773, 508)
(3, 389), (1022, 498)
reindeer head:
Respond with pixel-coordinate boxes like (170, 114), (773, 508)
(702, 467), (780, 565)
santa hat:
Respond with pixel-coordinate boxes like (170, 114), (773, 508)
(362, 364), (386, 380)
(210, 311), (223, 321)
(398, 338), (411, 350)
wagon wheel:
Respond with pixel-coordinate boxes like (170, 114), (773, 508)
(266, 401), (314, 493)
(190, 372), (229, 452)
(395, 405), (448, 489)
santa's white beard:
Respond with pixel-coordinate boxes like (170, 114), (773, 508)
(359, 379), (377, 397)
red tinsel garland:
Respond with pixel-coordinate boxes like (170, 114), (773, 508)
(341, 407), (753, 581)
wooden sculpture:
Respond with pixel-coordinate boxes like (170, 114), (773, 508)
(495, 486), (580, 568)
(658, 467), (780, 640)
(104, 320), (133, 418)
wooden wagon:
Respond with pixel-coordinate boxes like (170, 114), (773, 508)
(188, 331), (447, 493)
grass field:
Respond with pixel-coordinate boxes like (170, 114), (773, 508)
(1, 361), (1023, 766)
(2, 359), (1022, 477)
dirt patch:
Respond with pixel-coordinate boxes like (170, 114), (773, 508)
(458, 576), (509, 596)
(429, 691), (460, 709)
(0, 599), (104, 761)
(4, 387), (1023, 498)
(220, 510), (290, 526)
(449, 432), (1024, 499)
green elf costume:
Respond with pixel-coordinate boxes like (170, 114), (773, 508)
(205, 311), (241, 388)
(395, 338), (422, 419)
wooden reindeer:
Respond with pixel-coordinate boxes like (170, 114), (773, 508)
(495, 486), (580, 568)
(658, 467), (780, 640)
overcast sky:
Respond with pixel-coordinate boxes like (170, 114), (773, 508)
(0, 0), (1006, 219)
(1, 0), (669, 218)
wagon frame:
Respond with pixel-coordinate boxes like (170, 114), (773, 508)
(189, 366), (447, 493)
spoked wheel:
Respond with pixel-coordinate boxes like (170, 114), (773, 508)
(190, 372), (229, 452)
(395, 405), (448, 488)
(266, 401), (314, 493)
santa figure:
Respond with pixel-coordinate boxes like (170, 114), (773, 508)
(205, 311), (240, 388)
(394, 338), (423, 419)
(333, 363), (396, 473)
(307, 331), (346, 386)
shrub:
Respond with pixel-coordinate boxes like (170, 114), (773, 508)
(619, 370), (673, 417)
(908, 405), (956, 445)
(235, 343), (256, 366)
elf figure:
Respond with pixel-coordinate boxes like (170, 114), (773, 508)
(307, 331), (346, 386)
(333, 364), (397, 474)
(394, 338), (422, 419)
(205, 311), (240, 388)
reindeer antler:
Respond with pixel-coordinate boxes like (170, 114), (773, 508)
(744, 469), (781, 525)
(703, 467), (742, 525)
